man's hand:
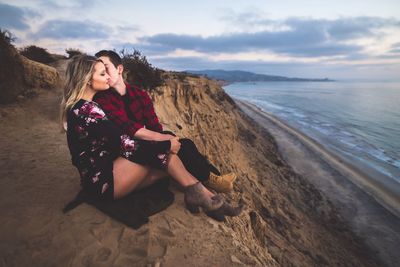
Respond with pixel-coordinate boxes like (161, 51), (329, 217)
(135, 128), (177, 141)
(163, 134), (176, 140)
(157, 133), (177, 141)
(170, 137), (181, 154)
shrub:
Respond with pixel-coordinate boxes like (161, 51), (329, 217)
(0, 28), (16, 44)
(0, 29), (24, 103)
(65, 48), (84, 58)
(120, 49), (163, 91)
(20, 45), (55, 64)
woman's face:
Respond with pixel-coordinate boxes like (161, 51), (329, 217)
(98, 56), (120, 87)
(90, 62), (110, 91)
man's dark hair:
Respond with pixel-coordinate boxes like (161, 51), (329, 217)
(95, 50), (122, 67)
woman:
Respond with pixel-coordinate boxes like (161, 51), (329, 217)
(61, 55), (242, 219)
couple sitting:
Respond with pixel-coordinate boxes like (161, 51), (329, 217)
(61, 51), (243, 221)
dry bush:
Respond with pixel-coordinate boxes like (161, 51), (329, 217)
(0, 29), (24, 103)
(120, 49), (163, 91)
(20, 45), (56, 64)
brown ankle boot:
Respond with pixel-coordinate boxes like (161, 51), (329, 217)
(205, 199), (245, 222)
(184, 182), (223, 213)
(204, 173), (234, 193)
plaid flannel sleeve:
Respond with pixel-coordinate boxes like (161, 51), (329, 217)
(94, 93), (144, 137)
(140, 90), (163, 132)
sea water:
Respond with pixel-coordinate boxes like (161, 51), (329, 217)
(224, 81), (400, 183)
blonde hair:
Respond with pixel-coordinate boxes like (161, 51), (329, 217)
(60, 55), (101, 130)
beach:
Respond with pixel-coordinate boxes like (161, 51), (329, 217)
(236, 99), (400, 267)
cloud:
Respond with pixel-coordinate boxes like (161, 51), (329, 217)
(140, 30), (359, 57)
(388, 42), (400, 54)
(0, 3), (39, 30)
(139, 16), (400, 59)
(37, 0), (105, 9)
(30, 19), (111, 40)
(222, 11), (400, 41)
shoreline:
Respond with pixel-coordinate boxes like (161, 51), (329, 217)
(235, 98), (400, 267)
(237, 99), (400, 218)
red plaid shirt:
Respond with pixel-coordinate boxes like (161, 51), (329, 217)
(93, 84), (163, 137)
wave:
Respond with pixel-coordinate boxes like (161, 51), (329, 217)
(237, 96), (400, 182)
(235, 98), (400, 219)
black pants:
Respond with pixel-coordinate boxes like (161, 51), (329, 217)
(162, 131), (221, 182)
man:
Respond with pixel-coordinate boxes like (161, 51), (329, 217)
(93, 50), (236, 192)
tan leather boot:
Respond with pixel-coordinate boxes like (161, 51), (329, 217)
(220, 172), (237, 182)
(204, 173), (234, 193)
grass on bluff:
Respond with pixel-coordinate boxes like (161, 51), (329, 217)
(0, 29), (24, 103)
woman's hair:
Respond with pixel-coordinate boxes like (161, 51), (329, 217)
(60, 55), (101, 130)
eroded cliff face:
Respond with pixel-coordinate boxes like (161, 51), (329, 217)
(149, 72), (379, 267)
(0, 39), (60, 103)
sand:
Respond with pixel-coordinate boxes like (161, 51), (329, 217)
(0, 90), (249, 267)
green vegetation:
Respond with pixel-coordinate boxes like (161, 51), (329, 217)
(0, 29), (16, 44)
(0, 28), (24, 103)
(65, 48), (84, 58)
(120, 49), (163, 91)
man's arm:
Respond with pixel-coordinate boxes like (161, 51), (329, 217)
(135, 128), (175, 141)
(94, 92), (173, 141)
(139, 88), (163, 132)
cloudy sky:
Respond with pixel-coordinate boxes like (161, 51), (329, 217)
(1, 0), (400, 80)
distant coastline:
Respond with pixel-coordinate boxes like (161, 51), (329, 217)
(235, 99), (400, 267)
(237, 99), (400, 218)
(185, 69), (334, 84)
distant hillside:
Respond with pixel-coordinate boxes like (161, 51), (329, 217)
(186, 69), (333, 83)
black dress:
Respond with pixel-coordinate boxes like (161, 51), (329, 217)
(66, 99), (171, 200)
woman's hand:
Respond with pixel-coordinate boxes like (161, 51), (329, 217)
(170, 137), (181, 154)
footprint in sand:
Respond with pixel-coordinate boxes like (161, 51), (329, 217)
(118, 226), (150, 260)
(94, 247), (112, 262)
(147, 225), (176, 262)
(157, 226), (175, 238)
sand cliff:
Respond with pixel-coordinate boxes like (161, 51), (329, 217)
(0, 38), (60, 103)
(0, 59), (382, 266)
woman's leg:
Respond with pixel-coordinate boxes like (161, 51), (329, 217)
(136, 169), (168, 190)
(113, 157), (151, 199)
(113, 154), (216, 200)
(135, 154), (216, 198)
(167, 154), (214, 198)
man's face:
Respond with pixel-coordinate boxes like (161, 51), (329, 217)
(99, 56), (121, 87)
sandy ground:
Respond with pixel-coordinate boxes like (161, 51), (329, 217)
(0, 90), (252, 267)
(236, 100), (400, 267)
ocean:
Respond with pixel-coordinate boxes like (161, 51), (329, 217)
(224, 81), (400, 185)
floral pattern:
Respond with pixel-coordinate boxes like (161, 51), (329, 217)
(67, 99), (170, 200)
(73, 101), (107, 126)
(157, 153), (168, 167)
(101, 183), (109, 194)
(120, 134), (139, 158)
(75, 125), (88, 139)
(92, 171), (101, 183)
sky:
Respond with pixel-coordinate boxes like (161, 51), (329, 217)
(1, 0), (400, 80)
